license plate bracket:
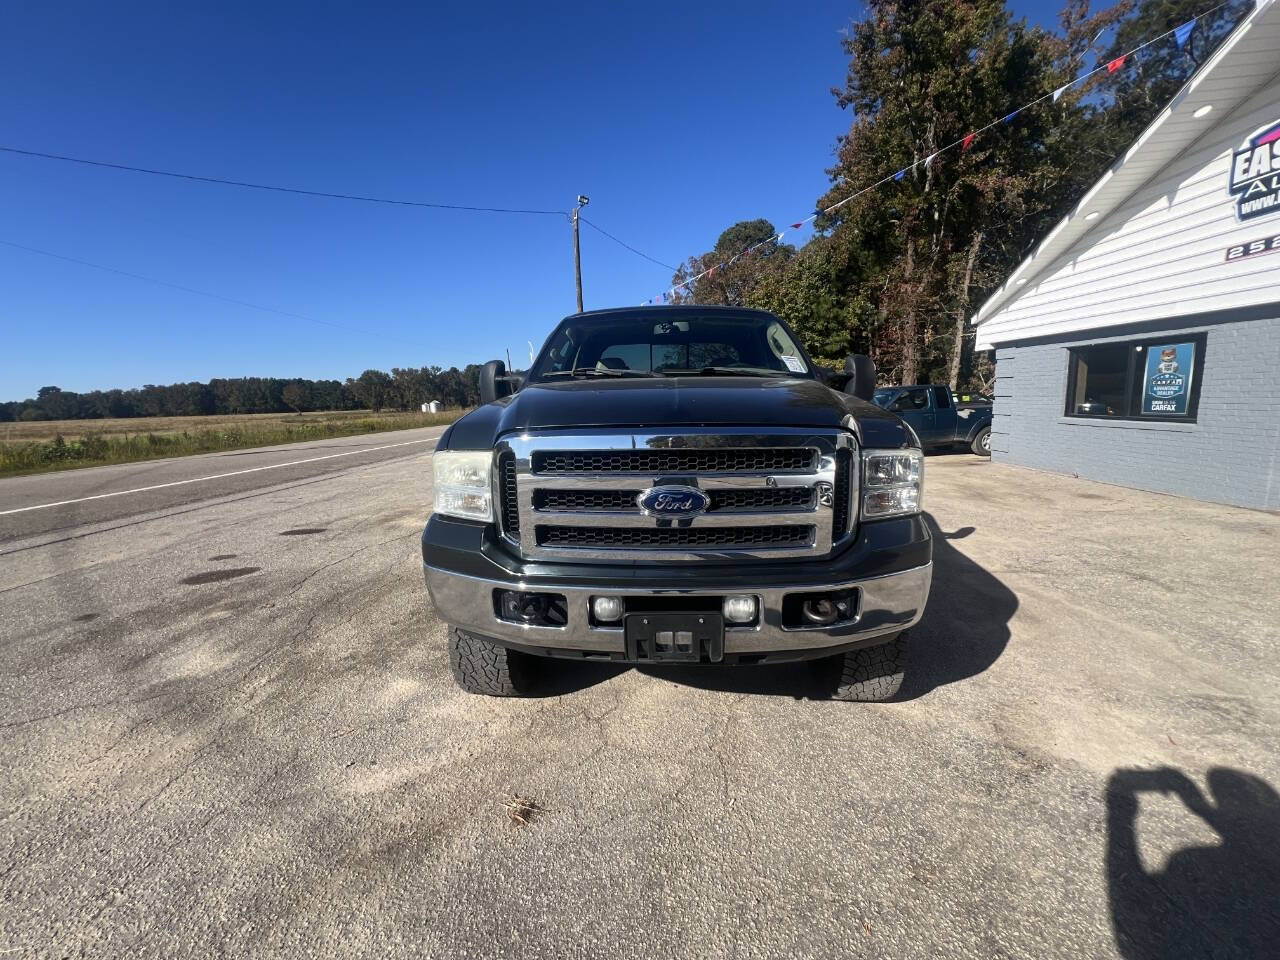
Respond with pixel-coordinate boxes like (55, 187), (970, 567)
(625, 612), (724, 663)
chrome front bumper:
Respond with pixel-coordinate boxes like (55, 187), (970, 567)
(423, 561), (932, 658)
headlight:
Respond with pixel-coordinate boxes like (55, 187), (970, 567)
(432, 450), (493, 522)
(861, 448), (923, 519)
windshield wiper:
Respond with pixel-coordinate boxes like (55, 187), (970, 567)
(662, 367), (795, 378)
(539, 367), (659, 379)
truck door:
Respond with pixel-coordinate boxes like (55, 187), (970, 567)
(931, 385), (958, 443)
(888, 387), (936, 446)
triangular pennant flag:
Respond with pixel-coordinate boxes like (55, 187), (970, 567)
(1174, 19), (1195, 47)
(1107, 55), (1126, 73)
(962, 133), (976, 151)
(791, 222), (803, 230)
(893, 168), (906, 181)
(924, 153), (936, 168)
(1003, 109), (1019, 124)
(1053, 83), (1068, 102)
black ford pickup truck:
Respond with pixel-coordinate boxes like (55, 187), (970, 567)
(422, 306), (932, 701)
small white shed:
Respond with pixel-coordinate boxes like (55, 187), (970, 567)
(421, 401), (443, 414)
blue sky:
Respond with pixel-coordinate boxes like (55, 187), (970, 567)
(1, 0), (1063, 399)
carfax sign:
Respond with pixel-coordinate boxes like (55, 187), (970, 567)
(1141, 342), (1196, 416)
(1229, 119), (1280, 222)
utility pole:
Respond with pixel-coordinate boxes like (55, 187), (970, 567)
(572, 194), (589, 312)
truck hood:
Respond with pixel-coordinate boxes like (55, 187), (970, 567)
(443, 377), (914, 449)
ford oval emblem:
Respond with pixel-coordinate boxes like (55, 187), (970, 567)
(637, 485), (709, 517)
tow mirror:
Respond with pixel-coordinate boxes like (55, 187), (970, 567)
(843, 354), (876, 402)
(479, 360), (513, 405)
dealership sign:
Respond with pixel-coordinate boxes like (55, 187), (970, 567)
(1142, 342), (1196, 417)
(1229, 119), (1280, 222)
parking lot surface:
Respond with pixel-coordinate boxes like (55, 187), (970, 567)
(2, 439), (1277, 958)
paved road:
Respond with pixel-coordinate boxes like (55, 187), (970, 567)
(0, 428), (447, 542)
(2, 437), (1277, 958)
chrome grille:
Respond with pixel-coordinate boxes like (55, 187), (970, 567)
(537, 525), (814, 549)
(499, 429), (858, 562)
(498, 450), (520, 535)
(533, 448), (815, 474)
(833, 447), (852, 538)
(534, 487), (815, 513)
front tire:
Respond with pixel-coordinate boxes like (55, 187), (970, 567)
(971, 427), (992, 457)
(824, 633), (907, 702)
(448, 626), (536, 696)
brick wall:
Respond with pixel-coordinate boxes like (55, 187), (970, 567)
(992, 315), (1280, 511)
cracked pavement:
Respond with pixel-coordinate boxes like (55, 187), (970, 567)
(2, 431), (1278, 958)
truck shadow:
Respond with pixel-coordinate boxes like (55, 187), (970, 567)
(623, 512), (1016, 701)
(1106, 766), (1280, 958)
(895, 513), (1016, 701)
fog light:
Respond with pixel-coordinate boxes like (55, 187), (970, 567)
(801, 598), (838, 625)
(722, 594), (758, 624)
(501, 591), (547, 622)
(592, 595), (624, 623)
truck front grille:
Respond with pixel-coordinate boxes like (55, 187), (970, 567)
(537, 525), (814, 549)
(498, 450), (520, 535)
(533, 487), (815, 514)
(499, 429), (857, 562)
(833, 447), (852, 538)
(533, 448), (815, 475)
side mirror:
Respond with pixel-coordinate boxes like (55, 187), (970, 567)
(819, 366), (849, 390)
(479, 360), (513, 405)
(843, 354), (876, 402)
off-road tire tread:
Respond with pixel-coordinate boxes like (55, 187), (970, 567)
(448, 626), (531, 697)
(831, 633), (907, 702)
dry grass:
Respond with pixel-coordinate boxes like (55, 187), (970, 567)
(502, 796), (543, 827)
(0, 409), (466, 478)
(1, 409), (434, 444)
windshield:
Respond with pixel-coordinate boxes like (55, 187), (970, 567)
(528, 314), (812, 381)
(872, 388), (898, 407)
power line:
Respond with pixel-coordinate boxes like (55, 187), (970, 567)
(579, 216), (679, 272)
(0, 238), (425, 347)
(0, 145), (568, 216)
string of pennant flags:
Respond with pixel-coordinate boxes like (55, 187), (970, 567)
(639, 0), (1239, 305)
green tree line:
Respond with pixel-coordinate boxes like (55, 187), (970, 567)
(2, 365), (483, 422)
(673, 0), (1250, 389)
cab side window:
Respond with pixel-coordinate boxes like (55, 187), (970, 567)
(891, 388), (930, 412)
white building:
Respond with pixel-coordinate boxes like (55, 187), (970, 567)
(971, 0), (1280, 510)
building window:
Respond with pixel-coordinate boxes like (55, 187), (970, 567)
(1065, 333), (1206, 421)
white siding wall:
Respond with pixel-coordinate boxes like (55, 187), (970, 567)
(977, 86), (1280, 346)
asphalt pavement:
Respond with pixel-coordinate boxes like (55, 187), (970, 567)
(2, 432), (1277, 959)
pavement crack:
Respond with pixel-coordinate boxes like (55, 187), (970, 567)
(1, 700), (112, 729)
(267, 532), (414, 607)
(133, 743), (214, 815)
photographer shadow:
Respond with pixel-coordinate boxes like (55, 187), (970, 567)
(1107, 767), (1280, 958)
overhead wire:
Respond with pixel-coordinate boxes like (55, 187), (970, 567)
(578, 216), (679, 272)
(0, 238), (428, 347)
(0, 145), (568, 216)
(0, 145), (678, 274)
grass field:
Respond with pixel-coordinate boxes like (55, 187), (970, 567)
(0, 409), (465, 478)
